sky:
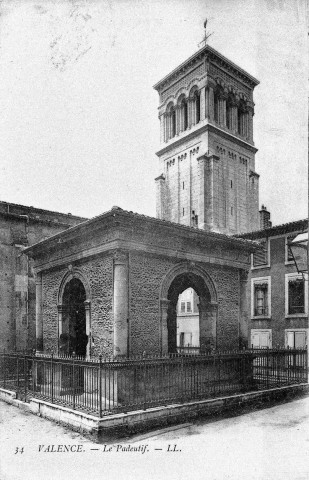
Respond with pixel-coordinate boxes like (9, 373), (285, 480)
(0, 0), (307, 226)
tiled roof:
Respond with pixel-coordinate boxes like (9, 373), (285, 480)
(236, 219), (308, 240)
(0, 200), (86, 222)
(24, 206), (259, 254)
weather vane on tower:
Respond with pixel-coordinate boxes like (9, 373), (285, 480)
(198, 18), (213, 48)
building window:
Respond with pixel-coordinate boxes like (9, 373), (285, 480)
(251, 277), (271, 318)
(182, 208), (185, 216)
(251, 329), (272, 348)
(180, 302), (185, 313)
(230, 180), (233, 188)
(180, 98), (188, 131)
(183, 182), (185, 190)
(183, 101), (188, 130)
(285, 329), (307, 349)
(191, 210), (198, 227)
(254, 283), (268, 316)
(252, 239), (268, 267)
(186, 301), (191, 313)
(231, 206), (233, 216)
(285, 273), (308, 316)
(288, 278), (305, 314)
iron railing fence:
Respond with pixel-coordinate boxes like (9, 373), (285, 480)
(0, 348), (307, 417)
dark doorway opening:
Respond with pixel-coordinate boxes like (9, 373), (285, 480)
(62, 278), (87, 356)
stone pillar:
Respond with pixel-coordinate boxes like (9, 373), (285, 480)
(167, 113), (171, 140)
(248, 108), (254, 141)
(57, 304), (66, 354)
(199, 299), (218, 351)
(167, 301), (177, 354)
(205, 88), (210, 119)
(57, 304), (64, 337)
(244, 111), (249, 139)
(35, 273), (43, 352)
(84, 300), (91, 357)
(155, 173), (166, 219)
(200, 86), (206, 120)
(113, 252), (129, 357)
(159, 114), (165, 143)
(160, 299), (170, 355)
(164, 114), (169, 142)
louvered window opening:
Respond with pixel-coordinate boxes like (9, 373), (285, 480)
(253, 240), (268, 267)
(287, 235), (296, 262)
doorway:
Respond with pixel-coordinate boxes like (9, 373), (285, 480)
(61, 278), (88, 356)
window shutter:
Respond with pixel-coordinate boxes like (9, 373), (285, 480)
(253, 240), (268, 266)
(287, 235), (296, 262)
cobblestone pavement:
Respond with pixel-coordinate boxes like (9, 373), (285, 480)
(1, 395), (309, 480)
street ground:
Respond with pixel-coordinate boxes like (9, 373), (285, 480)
(1, 395), (309, 480)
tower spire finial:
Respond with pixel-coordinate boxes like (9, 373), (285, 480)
(198, 18), (213, 48)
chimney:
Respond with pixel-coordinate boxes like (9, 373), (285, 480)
(259, 205), (272, 229)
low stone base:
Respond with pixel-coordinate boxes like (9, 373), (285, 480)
(1, 384), (309, 442)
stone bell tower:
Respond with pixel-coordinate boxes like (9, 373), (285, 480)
(154, 44), (260, 235)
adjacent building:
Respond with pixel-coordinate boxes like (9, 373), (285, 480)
(0, 201), (86, 352)
(239, 210), (308, 348)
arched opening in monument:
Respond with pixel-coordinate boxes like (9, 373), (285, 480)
(167, 272), (216, 354)
(176, 287), (200, 353)
(61, 278), (88, 356)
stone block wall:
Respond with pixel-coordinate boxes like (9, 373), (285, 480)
(129, 252), (241, 355)
(157, 128), (259, 236)
(40, 250), (243, 357)
(41, 254), (114, 356)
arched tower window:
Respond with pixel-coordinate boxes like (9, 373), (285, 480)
(166, 103), (176, 140)
(171, 107), (176, 137)
(182, 99), (188, 130)
(237, 108), (242, 134)
(226, 97), (232, 130)
(178, 96), (188, 133)
(214, 90), (219, 123)
(237, 101), (246, 136)
(194, 90), (200, 124)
